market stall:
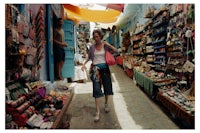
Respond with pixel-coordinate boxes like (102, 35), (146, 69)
(6, 80), (75, 129)
(157, 89), (194, 128)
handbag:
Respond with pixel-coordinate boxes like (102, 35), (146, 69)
(105, 51), (115, 66)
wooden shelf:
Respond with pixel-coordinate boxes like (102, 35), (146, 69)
(152, 9), (168, 20)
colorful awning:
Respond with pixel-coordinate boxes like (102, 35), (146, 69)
(63, 4), (122, 23)
(99, 4), (124, 12)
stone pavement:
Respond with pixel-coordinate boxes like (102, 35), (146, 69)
(65, 64), (180, 129)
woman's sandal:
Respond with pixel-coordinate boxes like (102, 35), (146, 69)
(104, 104), (110, 113)
(94, 112), (100, 122)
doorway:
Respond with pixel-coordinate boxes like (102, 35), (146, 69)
(52, 13), (75, 80)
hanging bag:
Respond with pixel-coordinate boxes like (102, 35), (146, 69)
(29, 26), (35, 40)
(105, 51), (116, 66)
(23, 21), (29, 38)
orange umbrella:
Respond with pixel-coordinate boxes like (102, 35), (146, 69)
(63, 4), (121, 23)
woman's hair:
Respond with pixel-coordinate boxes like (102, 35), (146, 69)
(93, 29), (103, 40)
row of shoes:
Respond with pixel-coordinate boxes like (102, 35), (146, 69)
(154, 48), (166, 53)
(153, 26), (166, 36)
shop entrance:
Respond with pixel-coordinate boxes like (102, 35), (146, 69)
(61, 20), (75, 78)
(47, 8), (75, 82)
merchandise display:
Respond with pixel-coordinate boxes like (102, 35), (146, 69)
(5, 3), (195, 129)
(6, 80), (74, 129)
(6, 5), (45, 82)
(116, 4), (195, 127)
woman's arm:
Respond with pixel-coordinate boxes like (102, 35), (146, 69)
(103, 41), (118, 53)
(81, 58), (89, 71)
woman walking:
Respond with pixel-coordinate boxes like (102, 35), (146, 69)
(82, 29), (118, 122)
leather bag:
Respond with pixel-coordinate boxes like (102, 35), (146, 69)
(105, 51), (115, 66)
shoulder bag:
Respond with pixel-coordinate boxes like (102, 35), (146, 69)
(105, 50), (115, 66)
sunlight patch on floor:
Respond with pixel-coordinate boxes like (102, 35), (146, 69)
(112, 73), (143, 129)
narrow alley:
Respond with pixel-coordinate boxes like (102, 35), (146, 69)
(66, 64), (180, 129)
(5, 4), (195, 130)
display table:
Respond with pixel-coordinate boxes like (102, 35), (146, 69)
(51, 83), (76, 129)
(134, 70), (154, 97)
(6, 81), (75, 129)
(157, 91), (194, 128)
(51, 91), (73, 129)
